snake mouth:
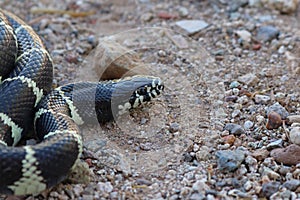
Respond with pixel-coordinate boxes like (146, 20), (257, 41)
(115, 76), (164, 116)
(130, 77), (164, 106)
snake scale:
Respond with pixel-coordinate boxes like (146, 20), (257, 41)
(0, 10), (163, 195)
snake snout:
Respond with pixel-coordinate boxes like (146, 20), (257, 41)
(130, 77), (164, 107)
(115, 76), (164, 116)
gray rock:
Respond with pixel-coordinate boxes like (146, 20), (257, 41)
(224, 123), (246, 136)
(175, 20), (209, 35)
(266, 139), (283, 150)
(249, 0), (262, 6)
(256, 25), (280, 42)
(169, 122), (180, 133)
(261, 181), (281, 198)
(238, 73), (259, 86)
(228, 0), (248, 12)
(215, 150), (245, 172)
(266, 102), (289, 119)
(289, 127), (300, 145)
(178, 6), (189, 17)
(97, 181), (113, 193)
(190, 192), (205, 200)
(192, 180), (210, 193)
(255, 94), (271, 104)
(282, 179), (300, 191)
(195, 146), (211, 161)
(245, 156), (258, 173)
(266, 0), (299, 14)
(243, 120), (254, 130)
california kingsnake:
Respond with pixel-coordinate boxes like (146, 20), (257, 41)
(0, 10), (163, 195)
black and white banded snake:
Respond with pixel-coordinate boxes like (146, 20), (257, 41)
(0, 10), (163, 195)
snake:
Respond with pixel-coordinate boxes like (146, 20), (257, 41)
(0, 10), (164, 195)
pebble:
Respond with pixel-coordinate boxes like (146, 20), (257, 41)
(266, 111), (282, 129)
(175, 20), (209, 35)
(266, 139), (283, 150)
(235, 30), (252, 43)
(278, 45), (285, 54)
(232, 88), (240, 95)
(256, 115), (265, 125)
(233, 47), (242, 56)
(287, 115), (300, 124)
(178, 6), (189, 17)
(224, 123), (246, 136)
(271, 144), (300, 165)
(215, 150), (245, 172)
(97, 182), (113, 193)
(229, 81), (240, 89)
(282, 179), (300, 191)
(228, 0), (248, 12)
(169, 122), (180, 133)
(244, 181), (253, 191)
(266, 0), (299, 14)
(243, 120), (254, 130)
(227, 189), (250, 198)
(289, 127), (300, 145)
(180, 187), (192, 197)
(140, 142), (152, 151)
(236, 95), (249, 104)
(195, 146), (211, 161)
(238, 73), (259, 86)
(231, 109), (241, 118)
(262, 166), (281, 180)
(249, 0), (261, 6)
(266, 102), (289, 119)
(190, 192), (205, 200)
(245, 156), (258, 172)
(261, 181), (281, 198)
(136, 178), (152, 186)
(252, 149), (269, 161)
(223, 135), (236, 146)
(254, 94), (271, 104)
(225, 95), (238, 102)
(256, 25), (280, 42)
(141, 12), (154, 22)
(192, 180), (209, 193)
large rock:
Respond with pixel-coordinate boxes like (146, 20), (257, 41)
(271, 144), (300, 165)
(215, 150), (245, 172)
(94, 39), (147, 80)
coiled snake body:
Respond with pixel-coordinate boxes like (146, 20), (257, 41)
(0, 10), (163, 195)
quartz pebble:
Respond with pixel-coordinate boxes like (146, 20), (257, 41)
(175, 20), (209, 35)
(255, 94), (271, 104)
(289, 127), (300, 145)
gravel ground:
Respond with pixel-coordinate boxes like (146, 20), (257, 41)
(1, 0), (300, 199)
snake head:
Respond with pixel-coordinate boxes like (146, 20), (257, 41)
(112, 75), (164, 116)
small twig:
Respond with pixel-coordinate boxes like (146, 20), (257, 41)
(282, 120), (290, 142)
(31, 8), (95, 17)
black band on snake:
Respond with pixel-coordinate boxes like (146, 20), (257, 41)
(0, 10), (164, 195)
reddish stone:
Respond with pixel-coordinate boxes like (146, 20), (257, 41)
(252, 43), (261, 50)
(266, 111), (282, 130)
(252, 149), (270, 161)
(271, 144), (300, 165)
(157, 11), (177, 19)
